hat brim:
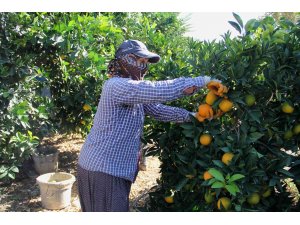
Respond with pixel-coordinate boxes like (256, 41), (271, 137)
(133, 50), (160, 63)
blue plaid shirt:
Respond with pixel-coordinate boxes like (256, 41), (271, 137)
(78, 76), (209, 182)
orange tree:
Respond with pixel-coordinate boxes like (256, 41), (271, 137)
(147, 14), (300, 211)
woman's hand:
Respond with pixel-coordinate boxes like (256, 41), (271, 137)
(183, 86), (197, 95)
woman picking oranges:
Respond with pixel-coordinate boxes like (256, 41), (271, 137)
(77, 40), (225, 212)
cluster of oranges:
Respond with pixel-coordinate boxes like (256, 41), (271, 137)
(198, 81), (236, 211)
(281, 102), (300, 140)
(195, 81), (233, 122)
(202, 152), (235, 210)
(198, 81), (233, 147)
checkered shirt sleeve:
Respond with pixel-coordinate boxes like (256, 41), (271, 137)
(143, 103), (193, 123)
(111, 76), (209, 105)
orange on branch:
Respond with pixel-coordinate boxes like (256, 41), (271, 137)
(198, 104), (214, 118)
(281, 102), (294, 114)
(205, 91), (218, 105)
(247, 193), (260, 205)
(203, 171), (213, 180)
(199, 134), (213, 146)
(219, 99), (233, 112)
(217, 197), (231, 211)
(221, 152), (234, 165)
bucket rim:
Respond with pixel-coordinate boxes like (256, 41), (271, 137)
(36, 172), (76, 185)
(32, 149), (59, 157)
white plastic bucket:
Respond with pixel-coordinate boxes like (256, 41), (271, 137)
(32, 149), (59, 175)
(36, 172), (76, 210)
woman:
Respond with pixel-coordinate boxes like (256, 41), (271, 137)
(77, 39), (221, 212)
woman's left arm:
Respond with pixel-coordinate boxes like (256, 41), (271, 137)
(143, 103), (194, 123)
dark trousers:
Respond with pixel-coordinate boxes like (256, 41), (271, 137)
(77, 165), (132, 212)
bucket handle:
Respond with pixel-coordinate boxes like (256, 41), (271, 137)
(44, 184), (70, 199)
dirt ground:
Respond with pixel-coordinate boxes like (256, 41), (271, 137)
(0, 134), (161, 212)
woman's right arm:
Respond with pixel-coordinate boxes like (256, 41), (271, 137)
(110, 76), (210, 105)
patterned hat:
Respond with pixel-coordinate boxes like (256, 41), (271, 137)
(115, 40), (160, 63)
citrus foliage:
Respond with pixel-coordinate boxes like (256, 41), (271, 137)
(148, 15), (300, 211)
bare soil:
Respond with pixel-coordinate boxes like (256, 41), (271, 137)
(0, 134), (161, 212)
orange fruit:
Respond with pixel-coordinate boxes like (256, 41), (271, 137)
(293, 124), (300, 135)
(195, 112), (206, 122)
(221, 152), (234, 165)
(207, 81), (220, 93)
(245, 94), (256, 106)
(219, 99), (233, 112)
(164, 196), (174, 204)
(199, 134), (212, 146)
(247, 193), (260, 205)
(198, 104), (214, 118)
(262, 188), (272, 198)
(205, 91), (218, 105)
(217, 197), (231, 211)
(203, 171), (213, 180)
(204, 191), (215, 204)
(207, 81), (228, 97)
(83, 104), (92, 111)
(284, 130), (293, 140)
(281, 102), (294, 114)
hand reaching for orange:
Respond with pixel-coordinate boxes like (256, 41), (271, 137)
(183, 86), (197, 95)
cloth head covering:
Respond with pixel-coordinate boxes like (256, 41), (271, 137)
(116, 40), (160, 63)
(107, 40), (160, 80)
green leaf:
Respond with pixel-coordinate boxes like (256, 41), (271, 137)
(227, 136), (234, 141)
(207, 178), (217, 185)
(221, 147), (230, 152)
(212, 160), (224, 168)
(180, 124), (194, 130)
(8, 172), (15, 179)
(225, 184), (237, 196)
(182, 129), (194, 138)
(228, 21), (242, 34)
(0, 166), (7, 173)
(269, 178), (278, 186)
(230, 182), (240, 192)
(176, 153), (189, 164)
(245, 19), (260, 33)
(3, 92), (10, 98)
(278, 169), (294, 178)
(196, 160), (208, 167)
(252, 169), (267, 177)
(250, 147), (264, 158)
(211, 181), (225, 188)
(229, 174), (245, 182)
(175, 178), (189, 191)
(248, 110), (262, 123)
(233, 12), (243, 28)
(208, 168), (224, 182)
(235, 205), (242, 211)
(10, 166), (19, 173)
(27, 130), (33, 138)
(0, 171), (8, 179)
(68, 20), (76, 28)
(292, 160), (300, 167)
(248, 132), (264, 143)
